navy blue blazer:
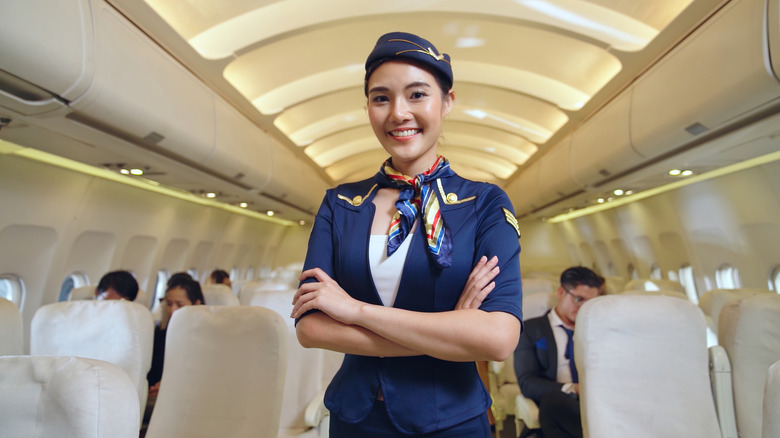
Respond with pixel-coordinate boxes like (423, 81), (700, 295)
(513, 312), (564, 404)
(298, 171), (523, 434)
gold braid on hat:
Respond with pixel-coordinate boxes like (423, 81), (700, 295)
(388, 38), (451, 65)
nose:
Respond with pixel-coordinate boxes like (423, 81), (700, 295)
(390, 98), (412, 122)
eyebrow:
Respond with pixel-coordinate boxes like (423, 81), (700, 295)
(368, 81), (432, 95)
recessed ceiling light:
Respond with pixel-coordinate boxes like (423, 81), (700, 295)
(206, 192), (216, 198)
(130, 168), (143, 175)
(120, 169), (130, 175)
(267, 210), (275, 216)
(239, 202), (248, 208)
(681, 169), (694, 176)
(298, 220), (306, 226)
(613, 189), (624, 196)
(669, 169), (682, 176)
(597, 198), (605, 204)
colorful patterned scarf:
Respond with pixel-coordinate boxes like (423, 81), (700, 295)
(379, 155), (454, 268)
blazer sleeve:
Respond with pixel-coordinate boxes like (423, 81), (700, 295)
(473, 184), (523, 323)
(295, 192), (335, 323)
(514, 319), (563, 404)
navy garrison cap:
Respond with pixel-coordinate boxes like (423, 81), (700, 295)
(364, 32), (453, 94)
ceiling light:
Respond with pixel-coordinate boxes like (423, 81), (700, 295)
(130, 168), (144, 176)
(239, 202), (248, 208)
(681, 170), (694, 176)
(597, 198), (605, 204)
(205, 192), (216, 198)
(613, 189), (624, 196)
(668, 169), (682, 176)
(298, 220), (306, 226)
(120, 169), (130, 175)
(625, 190), (634, 195)
(267, 210), (275, 216)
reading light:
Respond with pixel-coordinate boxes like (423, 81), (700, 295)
(206, 192), (216, 198)
(239, 202), (248, 208)
(669, 169), (682, 176)
(267, 210), (275, 216)
(613, 189), (624, 196)
(597, 198), (605, 204)
(120, 169), (130, 175)
(130, 168), (144, 176)
(681, 170), (694, 176)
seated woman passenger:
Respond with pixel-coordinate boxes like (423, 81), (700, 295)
(94, 270), (139, 301)
(147, 278), (205, 394)
(207, 268), (231, 288)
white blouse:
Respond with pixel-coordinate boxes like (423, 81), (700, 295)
(368, 233), (412, 307)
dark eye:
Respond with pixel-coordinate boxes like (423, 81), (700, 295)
(371, 95), (389, 103)
(411, 91), (426, 99)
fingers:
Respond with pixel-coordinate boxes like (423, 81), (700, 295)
(456, 256), (500, 310)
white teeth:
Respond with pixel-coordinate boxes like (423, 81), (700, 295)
(390, 129), (420, 137)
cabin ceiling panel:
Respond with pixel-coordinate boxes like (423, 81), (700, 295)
(107, 0), (711, 201)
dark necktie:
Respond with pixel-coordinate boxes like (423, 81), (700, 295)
(563, 326), (578, 383)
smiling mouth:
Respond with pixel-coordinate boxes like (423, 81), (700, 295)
(389, 129), (421, 138)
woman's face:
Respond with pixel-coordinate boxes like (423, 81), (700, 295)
(366, 61), (454, 176)
(165, 286), (197, 316)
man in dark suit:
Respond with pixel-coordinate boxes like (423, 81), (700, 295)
(514, 267), (605, 438)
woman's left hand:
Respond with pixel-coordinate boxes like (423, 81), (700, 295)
(292, 268), (363, 323)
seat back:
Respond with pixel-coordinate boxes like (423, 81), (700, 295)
(575, 294), (720, 438)
(764, 359), (780, 438)
(623, 278), (685, 294)
(201, 283), (240, 306)
(603, 276), (626, 294)
(30, 300), (154, 416)
(619, 288), (689, 300)
(718, 294), (780, 438)
(146, 305), (287, 438)
(0, 297), (23, 355)
(0, 355), (139, 438)
(69, 284), (150, 307)
(699, 288), (771, 334)
(522, 277), (556, 295)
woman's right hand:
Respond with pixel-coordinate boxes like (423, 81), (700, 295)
(456, 256), (500, 310)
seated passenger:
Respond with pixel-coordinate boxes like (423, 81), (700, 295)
(513, 267), (605, 438)
(207, 269), (231, 288)
(94, 270), (138, 301)
(166, 271), (194, 289)
(147, 278), (205, 394)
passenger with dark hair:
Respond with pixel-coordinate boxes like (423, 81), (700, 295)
(95, 270), (139, 301)
(166, 271), (193, 289)
(292, 31), (523, 437)
(147, 278), (205, 392)
(207, 269), (231, 288)
(513, 267), (605, 438)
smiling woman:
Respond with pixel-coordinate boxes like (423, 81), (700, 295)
(292, 32), (523, 437)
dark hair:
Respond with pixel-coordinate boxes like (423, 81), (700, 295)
(209, 269), (230, 285)
(97, 270), (139, 301)
(166, 278), (205, 305)
(560, 267), (604, 291)
(167, 272), (194, 289)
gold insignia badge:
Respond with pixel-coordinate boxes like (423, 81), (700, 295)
(503, 208), (521, 237)
(337, 184), (377, 206)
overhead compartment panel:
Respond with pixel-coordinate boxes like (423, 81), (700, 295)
(631, 0), (780, 158)
(69, 2), (215, 164)
(571, 91), (643, 187)
(537, 135), (579, 206)
(0, 0), (93, 114)
(264, 141), (330, 215)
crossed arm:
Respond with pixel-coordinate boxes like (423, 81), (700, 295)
(293, 256), (521, 362)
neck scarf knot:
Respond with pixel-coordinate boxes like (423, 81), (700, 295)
(379, 156), (454, 268)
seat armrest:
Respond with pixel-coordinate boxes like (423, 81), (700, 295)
(709, 345), (738, 438)
(514, 393), (540, 430)
(304, 388), (329, 428)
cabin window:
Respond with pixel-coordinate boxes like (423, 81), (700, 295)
(0, 274), (24, 308)
(769, 265), (780, 293)
(230, 267), (239, 282)
(57, 271), (90, 302)
(152, 269), (170, 313)
(246, 266), (255, 280)
(667, 270), (678, 281)
(187, 268), (199, 282)
(678, 264), (698, 304)
(650, 264), (662, 280)
(715, 264), (741, 289)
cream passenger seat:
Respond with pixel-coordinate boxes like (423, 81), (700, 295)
(145, 306), (287, 438)
(575, 294), (721, 438)
(623, 278), (686, 294)
(699, 288), (771, 341)
(0, 297), (23, 355)
(717, 294), (780, 438)
(30, 300), (154, 422)
(201, 283), (240, 306)
(69, 284), (151, 307)
(0, 356), (140, 438)
(763, 359), (780, 438)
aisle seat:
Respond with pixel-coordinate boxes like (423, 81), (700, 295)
(717, 294), (780, 438)
(0, 355), (139, 438)
(30, 300), (154, 421)
(575, 294), (721, 438)
(145, 305), (287, 438)
(699, 288), (771, 337)
(201, 283), (240, 306)
(0, 297), (23, 355)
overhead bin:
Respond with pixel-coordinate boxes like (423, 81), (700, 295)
(537, 135), (580, 205)
(507, 164), (540, 216)
(630, 0), (780, 159)
(264, 142), (330, 215)
(210, 99), (272, 191)
(570, 91), (644, 188)
(68, 2), (216, 164)
(0, 0), (93, 115)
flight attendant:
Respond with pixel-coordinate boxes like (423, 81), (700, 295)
(292, 32), (523, 437)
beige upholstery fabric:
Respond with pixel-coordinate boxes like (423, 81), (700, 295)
(249, 289), (339, 437)
(522, 278), (556, 295)
(575, 294), (721, 438)
(619, 289), (688, 300)
(30, 300), (154, 417)
(763, 359), (780, 438)
(201, 283), (240, 306)
(146, 305), (287, 438)
(0, 297), (23, 355)
(69, 284), (150, 307)
(719, 294), (780, 438)
(0, 355), (139, 438)
(699, 288), (771, 334)
(623, 278), (685, 294)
